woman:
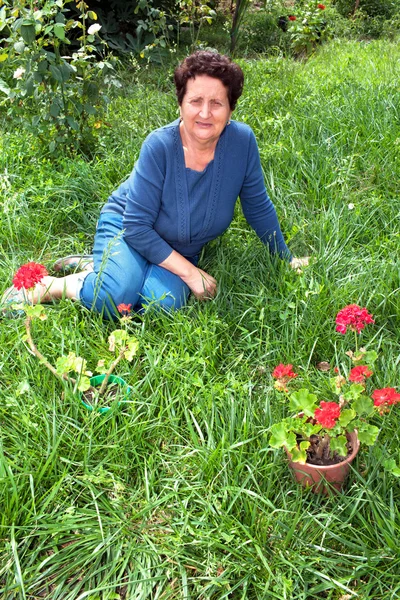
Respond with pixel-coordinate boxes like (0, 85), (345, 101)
(3, 51), (307, 318)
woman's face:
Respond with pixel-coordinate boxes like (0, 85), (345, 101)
(179, 75), (232, 146)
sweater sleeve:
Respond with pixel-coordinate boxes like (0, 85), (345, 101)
(239, 130), (292, 260)
(122, 137), (174, 265)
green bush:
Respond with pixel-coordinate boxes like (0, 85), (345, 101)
(0, 0), (120, 155)
(237, 8), (289, 55)
(333, 0), (399, 19)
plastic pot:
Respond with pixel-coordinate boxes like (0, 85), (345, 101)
(81, 374), (132, 414)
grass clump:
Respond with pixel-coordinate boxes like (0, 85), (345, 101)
(1, 39), (400, 598)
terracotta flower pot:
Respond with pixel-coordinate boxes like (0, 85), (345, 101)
(285, 431), (360, 494)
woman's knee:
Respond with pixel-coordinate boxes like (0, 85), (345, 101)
(80, 269), (141, 313)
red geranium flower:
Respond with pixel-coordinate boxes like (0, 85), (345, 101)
(272, 363), (298, 379)
(349, 365), (373, 383)
(314, 401), (341, 429)
(13, 262), (48, 290)
(335, 304), (374, 334)
(317, 3), (326, 9)
(117, 303), (132, 316)
(372, 388), (400, 407)
(288, 15), (297, 21)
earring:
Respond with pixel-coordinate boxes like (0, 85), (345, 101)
(227, 120), (231, 126)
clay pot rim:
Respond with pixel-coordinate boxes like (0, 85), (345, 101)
(285, 430), (360, 471)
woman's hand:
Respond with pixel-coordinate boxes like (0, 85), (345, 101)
(159, 250), (217, 300)
(290, 256), (310, 273)
(182, 268), (217, 300)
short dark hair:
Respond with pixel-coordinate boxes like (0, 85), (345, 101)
(174, 51), (244, 111)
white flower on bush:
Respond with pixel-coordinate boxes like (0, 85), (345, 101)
(87, 24), (102, 35)
(13, 67), (25, 79)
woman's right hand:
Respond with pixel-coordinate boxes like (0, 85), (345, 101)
(182, 268), (217, 300)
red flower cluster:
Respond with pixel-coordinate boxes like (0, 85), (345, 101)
(117, 303), (132, 315)
(314, 401), (341, 429)
(317, 3), (326, 9)
(372, 388), (400, 408)
(288, 15), (297, 20)
(272, 364), (297, 379)
(13, 262), (48, 290)
(349, 365), (373, 383)
(335, 304), (374, 334)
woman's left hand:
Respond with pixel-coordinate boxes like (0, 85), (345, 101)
(290, 256), (310, 272)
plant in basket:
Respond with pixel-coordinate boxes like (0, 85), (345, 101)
(268, 304), (400, 491)
(10, 263), (139, 412)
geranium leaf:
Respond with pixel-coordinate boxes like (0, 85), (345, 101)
(383, 459), (400, 477)
(290, 441), (310, 464)
(269, 423), (297, 451)
(344, 383), (364, 401)
(77, 375), (91, 392)
(330, 435), (348, 457)
(124, 338), (139, 362)
(352, 395), (374, 417)
(289, 388), (318, 417)
(357, 422), (379, 445)
(353, 349), (378, 366)
(109, 329), (127, 352)
(339, 408), (356, 427)
(25, 304), (46, 319)
(299, 421), (321, 437)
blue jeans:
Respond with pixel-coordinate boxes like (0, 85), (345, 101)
(80, 212), (196, 318)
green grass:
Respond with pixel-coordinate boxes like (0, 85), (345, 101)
(1, 38), (400, 598)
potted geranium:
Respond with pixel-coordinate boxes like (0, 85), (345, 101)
(268, 304), (400, 493)
(10, 262), (139, 413)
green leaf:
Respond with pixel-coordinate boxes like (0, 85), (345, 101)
(20, 24), (36, 45)
(330, 435), (348, 457)
(83, 103), (97, 115)
(14, 41), (26, 54)
(0, 78), (11, 95)
(109, 329), (128, 351)
(56, 352), (90, 377)
(49, 65), (63, 83)
(269, 423), (297, 451)
(383, 459), (400, 477)
(84, 81), (99, 102)
(16, 381), (30, 396)
(66, 116), (79, 131)
(289, 388), (318, 417)
(344, 383), (364, 401)
(357, 422), (379, 446)
(297, 420), (321, 437)
(125, 338), (139, 362)
(59, 63), (73, 82)
(25, 75), (34, 96)
(77, 375), (91, 392)
(353, 349), (378, 365)
(290, 440), (310, 464)
(339, 408), (356, 427)
(0, 53), (8, 62)
(25, 305), (46, 319)
(54, 23), (66, 41)
(37, 60), (49, 74)
(50, 100), (61, 117)
(353, 395), (374, 416)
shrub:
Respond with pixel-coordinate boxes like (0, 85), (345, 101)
(333, 0), (399, 19)
(0, 0), (120, 155)
(237, 7), (289, 55)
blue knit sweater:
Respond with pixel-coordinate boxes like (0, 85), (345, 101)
(102, 119), (292, 264)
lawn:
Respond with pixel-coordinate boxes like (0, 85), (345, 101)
(1, 38), (400, 599)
